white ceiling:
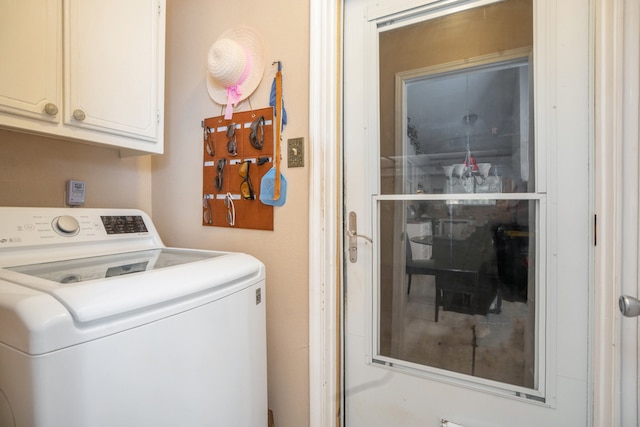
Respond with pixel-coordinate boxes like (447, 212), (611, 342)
(406, 61), (528, 157)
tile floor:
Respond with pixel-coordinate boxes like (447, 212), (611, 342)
(388, 275), (533, 387)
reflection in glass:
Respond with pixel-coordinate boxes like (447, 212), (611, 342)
(8, 249), (222, 284)
(403, 59), (532, 197)
(378, 0), (534, 199)
(374, 0), (536, 391)
(377, 199), (535, 388)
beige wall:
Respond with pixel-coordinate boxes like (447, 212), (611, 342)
(0, 129), (152, 210)
(0, 1), (311, 426)
(154, 1), (310, 427)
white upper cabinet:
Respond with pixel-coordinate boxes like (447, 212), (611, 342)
(0, 0), (166, 155)
(0, 0), (61, 123)
(64, 0), (163, 147)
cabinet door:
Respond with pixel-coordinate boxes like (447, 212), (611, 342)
(0, 0), (61, 122)
(64, 0), (162, 142)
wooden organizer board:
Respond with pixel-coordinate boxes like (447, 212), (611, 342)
(202, 107), (274, 230)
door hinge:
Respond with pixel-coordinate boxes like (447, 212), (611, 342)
(157, 1), (162, 15)
(594, 214), (597, 246)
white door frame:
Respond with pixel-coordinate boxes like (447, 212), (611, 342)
(308, 0), (630, 426)
(592, 0), (619, 424)
(308, 1), (342, 426)
(593, 0), (640, 425)
(592, 0), (640, 427)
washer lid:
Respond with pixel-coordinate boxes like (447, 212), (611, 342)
(1, 248), (264, 323)
(6, 248), (220, 284)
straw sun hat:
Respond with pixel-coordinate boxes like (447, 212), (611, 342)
(206, 27), (265, 118)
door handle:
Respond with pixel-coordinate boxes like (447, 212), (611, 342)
(619, 295), (640, 317)
(347, 211), (372, 263)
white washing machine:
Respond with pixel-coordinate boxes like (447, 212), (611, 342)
(0, 207), (267, 427)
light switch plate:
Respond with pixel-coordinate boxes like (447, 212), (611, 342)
(287, 138), (304, 168)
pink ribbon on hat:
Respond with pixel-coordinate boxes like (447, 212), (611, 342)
(224, 49), (253, 119)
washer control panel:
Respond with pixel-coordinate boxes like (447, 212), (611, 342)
(101, 216), (148, 235)
(0, 208), (154, 249)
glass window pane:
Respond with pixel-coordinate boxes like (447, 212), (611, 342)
(377, 199), (536, 388)
(406, 59), (531, 196)
(379, 0), (534, 196)
(374, 0), (537, 392)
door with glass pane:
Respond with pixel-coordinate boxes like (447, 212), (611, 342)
(343, 0), (591, 425)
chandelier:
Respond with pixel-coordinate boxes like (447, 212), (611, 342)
(442, 113), (492, 189)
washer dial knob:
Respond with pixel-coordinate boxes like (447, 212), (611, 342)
(53, 215), (80, 236)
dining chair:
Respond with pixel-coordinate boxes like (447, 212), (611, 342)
(405, 235), (437, 295)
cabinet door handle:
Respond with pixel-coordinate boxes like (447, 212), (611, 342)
(73, 109), (86, 121)
(44, 103), (58, 116)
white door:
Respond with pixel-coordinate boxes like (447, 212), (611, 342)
(343, 0), (591, 425)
